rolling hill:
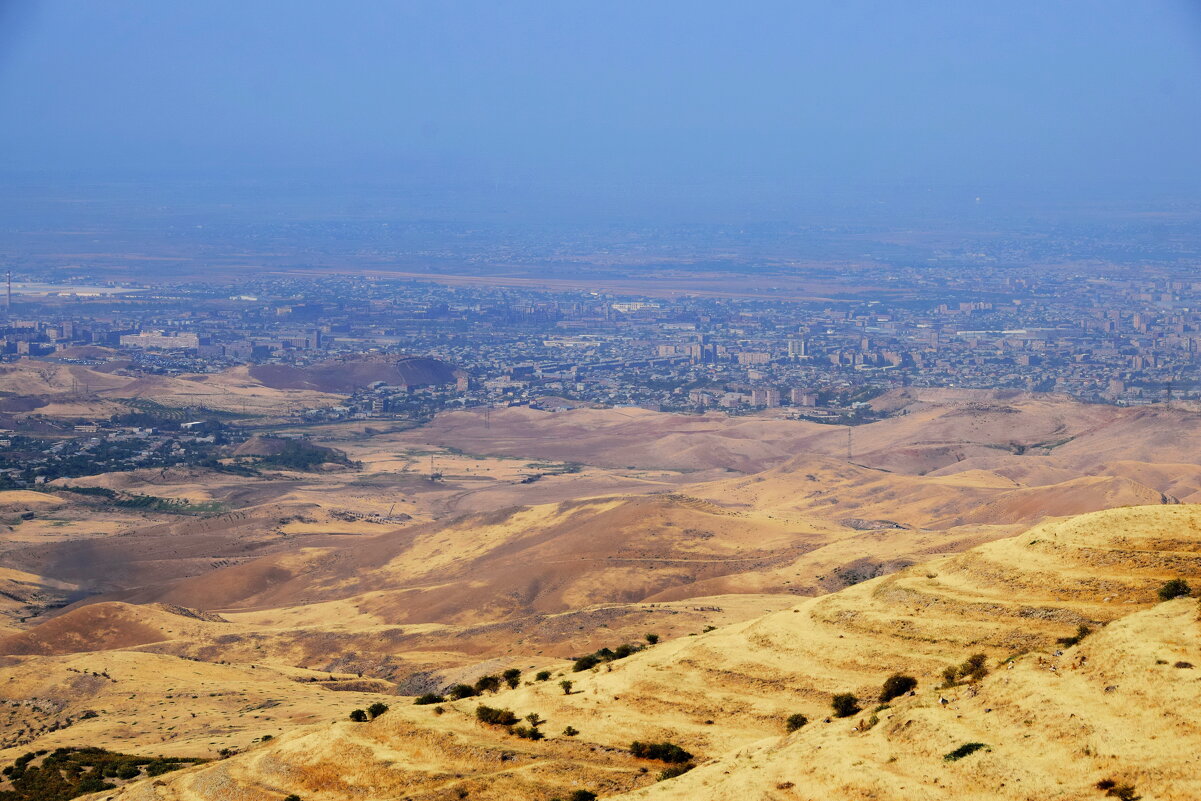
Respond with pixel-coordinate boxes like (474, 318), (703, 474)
(64, 503), (1201, 801)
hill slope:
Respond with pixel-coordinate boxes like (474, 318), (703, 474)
(78, 503), (1201, 801)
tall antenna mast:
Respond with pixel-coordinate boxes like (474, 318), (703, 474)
(5, 271), (10, 317)
(846, 427), (853, 461)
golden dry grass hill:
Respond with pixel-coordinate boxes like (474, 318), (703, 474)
(0, 358), (342, 418)
(6, 390), (1201, 799)
(57, 503), (1201, 801)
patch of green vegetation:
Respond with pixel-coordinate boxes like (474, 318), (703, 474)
(941, 653), (989, 687)
(413, 693), (445, 705)
(572, 642), (645, 671)
(59, 485), (226, 515)
(1158, 578), (1192, 601)
(831, 693), (861, 718)
(1056, 623), (1093, 647)
(943, 742), (989, 762)
(0, 747), (205, 801)
(113, 494), (228, 515)
(253, 438), (352, 471)
(629, 741), (693, 764)
(475, 705), (519, 726)
(878, 673), (917, 703)
(657, 762), (695, 781)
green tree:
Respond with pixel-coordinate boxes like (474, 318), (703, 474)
(1158, 578), (1192, 601)
(785, 713), (808, 732)
(831, 693), (860, 718)
(879, 674), (917, 703)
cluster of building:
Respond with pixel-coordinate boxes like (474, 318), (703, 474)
(5, 264), (1201, 423)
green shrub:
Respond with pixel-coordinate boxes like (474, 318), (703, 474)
(568, 792), (597, 801)
(563, 726), (580, 736)
(535, 670), (552, 682)
(559, 679), (574, 695)
(944, 653), (989, 686)
(1158, 578), (1192, 601)
(572, 643), (644, 671)
(447, 684), (477, 700)
(513, 725), (545, 740)
(366, 702), (389, 718)
(474, 675), (501, 694)
(1057, 624), (1093, 647)
(629, 741), (693, 763)
(941, 665), (958, 687)
(0, 747), (205, 800)
(645, 633), (660, 644)
(475, 705), (519, 726)
(879, 674), (917, 703)
(831, 693), (860, 718)
(658, 762), (695, 781)
(943, 742), (989, 761)
(503, 668), (522, 689)
(785, 713), (808, 732)
(349, 709), (368, 722)
(414, 693), (445, 705)
(959, 653), (989, 682)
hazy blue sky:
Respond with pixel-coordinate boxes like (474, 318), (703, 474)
(1, 0), (1200, 215)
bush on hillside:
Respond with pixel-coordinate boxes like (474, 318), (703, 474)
(513, 725), (545, 740)
(629, 741), (694, 764)
(658, 763), (695, 781)
(447, 684), (477, 700)
(366, 702), (389, 718)
(943, 742), (989, 761)
(879, 673), (917, 703)
(831, 693), (860, 718)
(1158, 578), (1192, 601)
(475, 705), (519, 727)
(503, 668), (522, 689)
(414, 693), (445, 705)
(944, 653), (990, 687)
(474, 674), (501, 694)
(572, 643), (644, 671)
(348, 709), (368, 722)
(1056, 624), (1093, 647)
(785, 713), (808, 732)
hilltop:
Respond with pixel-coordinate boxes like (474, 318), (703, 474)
(0, 359), (343, 417)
